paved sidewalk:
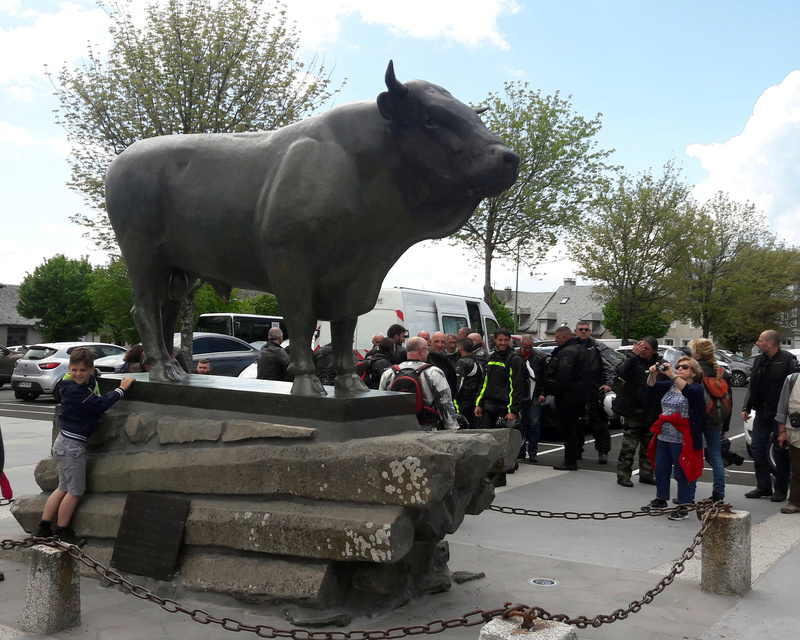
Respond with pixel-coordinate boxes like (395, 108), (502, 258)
(1, 421), (799, 639)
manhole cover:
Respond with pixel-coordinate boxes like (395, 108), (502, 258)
(529, 578), (558, 587)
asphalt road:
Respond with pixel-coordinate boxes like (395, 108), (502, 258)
(0, 386), (757, 488)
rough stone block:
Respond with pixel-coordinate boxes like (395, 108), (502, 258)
(460, 428), (522, 472)
(89, 412), (126, 445)
(702, 509), (751, 596)
(480, 616), (577, 640)
(34, 457), (58, 492)
(22, 545), (81, 634)
(36, 436), (456, 508)
(124, 413), (156, 444)
(12, 494), (415, 563)
(186, 499), (414, 562)
(178, 553), (337, 608)
(156, 417), (223, 443)
(223, 419), (316, 442)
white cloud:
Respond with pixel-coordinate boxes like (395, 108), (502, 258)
(687, 70), (800, 242)
(286, 0), (520, 50)
(0, 2), (109, 88)
(0, 119), (30, 145)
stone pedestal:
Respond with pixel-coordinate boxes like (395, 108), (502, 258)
(22, 545), (80, 634)
(701, 509), (751, 596)
(12, 375), (520, 614)
(480, 616), (577, 640)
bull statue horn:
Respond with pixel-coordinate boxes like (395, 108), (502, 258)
(385, 60), (408, 96)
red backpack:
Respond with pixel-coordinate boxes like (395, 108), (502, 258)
(703, 366), (731, 426)
(388, 364), (440, 425)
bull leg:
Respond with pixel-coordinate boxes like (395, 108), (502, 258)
(332, 317), (368, 394)
(280, 295), (326, 396)
(129, 264), (188, 383)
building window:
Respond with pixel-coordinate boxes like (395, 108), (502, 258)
(681, 339), (691, 347)
(663, 338), (674, 346)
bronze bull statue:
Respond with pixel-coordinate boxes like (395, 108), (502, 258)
(105, 61), (519, 395)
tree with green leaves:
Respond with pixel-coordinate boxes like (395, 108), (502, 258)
(50, 0), (340, 359)
(243, 293), (281, 316)
(491, 292), (516, 331)
(52, 0), (340, 251)
(710, 242), (800, 351)
(87, 256), (138, 345)
(601, 301), (670, 341)
(17, 255), (101, 342)
(571, 161), (698, 343)
(666, 192), (800, 343)
(453, 83), (615, 304)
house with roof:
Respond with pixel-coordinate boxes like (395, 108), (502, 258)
(499, 278), (703, 347)
(498, 278), (614, 340)
(0, 284), (42, 347)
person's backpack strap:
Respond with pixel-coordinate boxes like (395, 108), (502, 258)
(789, 372), (800, 393)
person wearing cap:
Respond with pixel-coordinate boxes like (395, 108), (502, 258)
(612, 337), (667, 487)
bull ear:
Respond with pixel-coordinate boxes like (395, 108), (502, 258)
(378, 60), (408, 122)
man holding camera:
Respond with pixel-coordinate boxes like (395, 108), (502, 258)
(612, 337), (666, 487)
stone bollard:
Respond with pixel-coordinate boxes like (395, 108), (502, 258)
(701, 509), (751, 596)
(22, 544), (81, 634)
(480, 616), (577, 640)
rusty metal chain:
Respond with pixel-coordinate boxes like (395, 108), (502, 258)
(488, 497), (729, 521)
(0, 501), (729, 634)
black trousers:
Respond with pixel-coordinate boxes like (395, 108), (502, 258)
(555, 395), (582, 465)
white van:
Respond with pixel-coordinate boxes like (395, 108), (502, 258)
(238, 288), (501, 377)
(334, 287), (500, 358)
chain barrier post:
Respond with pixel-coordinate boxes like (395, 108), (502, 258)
(22, 543), (81, 634)
(700, 507), (751, 596)
(480, 615), (577, 640)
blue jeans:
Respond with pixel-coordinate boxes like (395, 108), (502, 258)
(705, 427), (725, 498)
(520, 402), (541, 456)
(751, 411), (790, 492)
(655, 439), (696, 504)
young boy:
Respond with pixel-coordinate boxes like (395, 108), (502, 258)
(36, 346), (134, 545)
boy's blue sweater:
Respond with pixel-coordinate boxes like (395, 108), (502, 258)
(58, 374), (125, 442)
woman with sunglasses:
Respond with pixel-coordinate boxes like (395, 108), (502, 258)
(641, 356), (707, 520)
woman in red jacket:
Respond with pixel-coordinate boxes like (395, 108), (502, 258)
(642, 356), (706, 521)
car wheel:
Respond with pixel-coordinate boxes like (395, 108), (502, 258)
(730, 371), (747, 387)
(14, 390), (40, 401)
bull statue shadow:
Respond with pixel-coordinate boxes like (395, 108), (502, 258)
(106, 61), (519, 395)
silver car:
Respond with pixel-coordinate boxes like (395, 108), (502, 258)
(11, 342), (127, 401)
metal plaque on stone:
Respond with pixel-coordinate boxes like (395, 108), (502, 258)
(111, 492), (190, 581)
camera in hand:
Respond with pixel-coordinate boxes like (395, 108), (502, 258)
(655, 363), (668, 372)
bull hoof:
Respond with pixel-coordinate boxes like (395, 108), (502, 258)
(334, 373), (369, 394)
(291, 375), (328, 396)
(148, 361), (188, 383)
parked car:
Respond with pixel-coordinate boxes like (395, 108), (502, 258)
(714, 350), (751, 387)
(173, 333), (259, 377)
(742, 411), (778, 474)
(11, 342), (128, 401)
(0, 345), (24, 387)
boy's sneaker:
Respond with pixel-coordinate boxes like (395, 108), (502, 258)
(668, 507), (690, 521)
(55, 529), (86, 548)
(35, 525), (53, 538)
(641, 498), (668, 512)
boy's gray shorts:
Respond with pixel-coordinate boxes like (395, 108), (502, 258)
(53, 432), (87, 496)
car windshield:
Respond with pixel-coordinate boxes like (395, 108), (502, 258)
(24, 346), (58, 360)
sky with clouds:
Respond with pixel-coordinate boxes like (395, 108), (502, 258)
(2, 0), (800, 300)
